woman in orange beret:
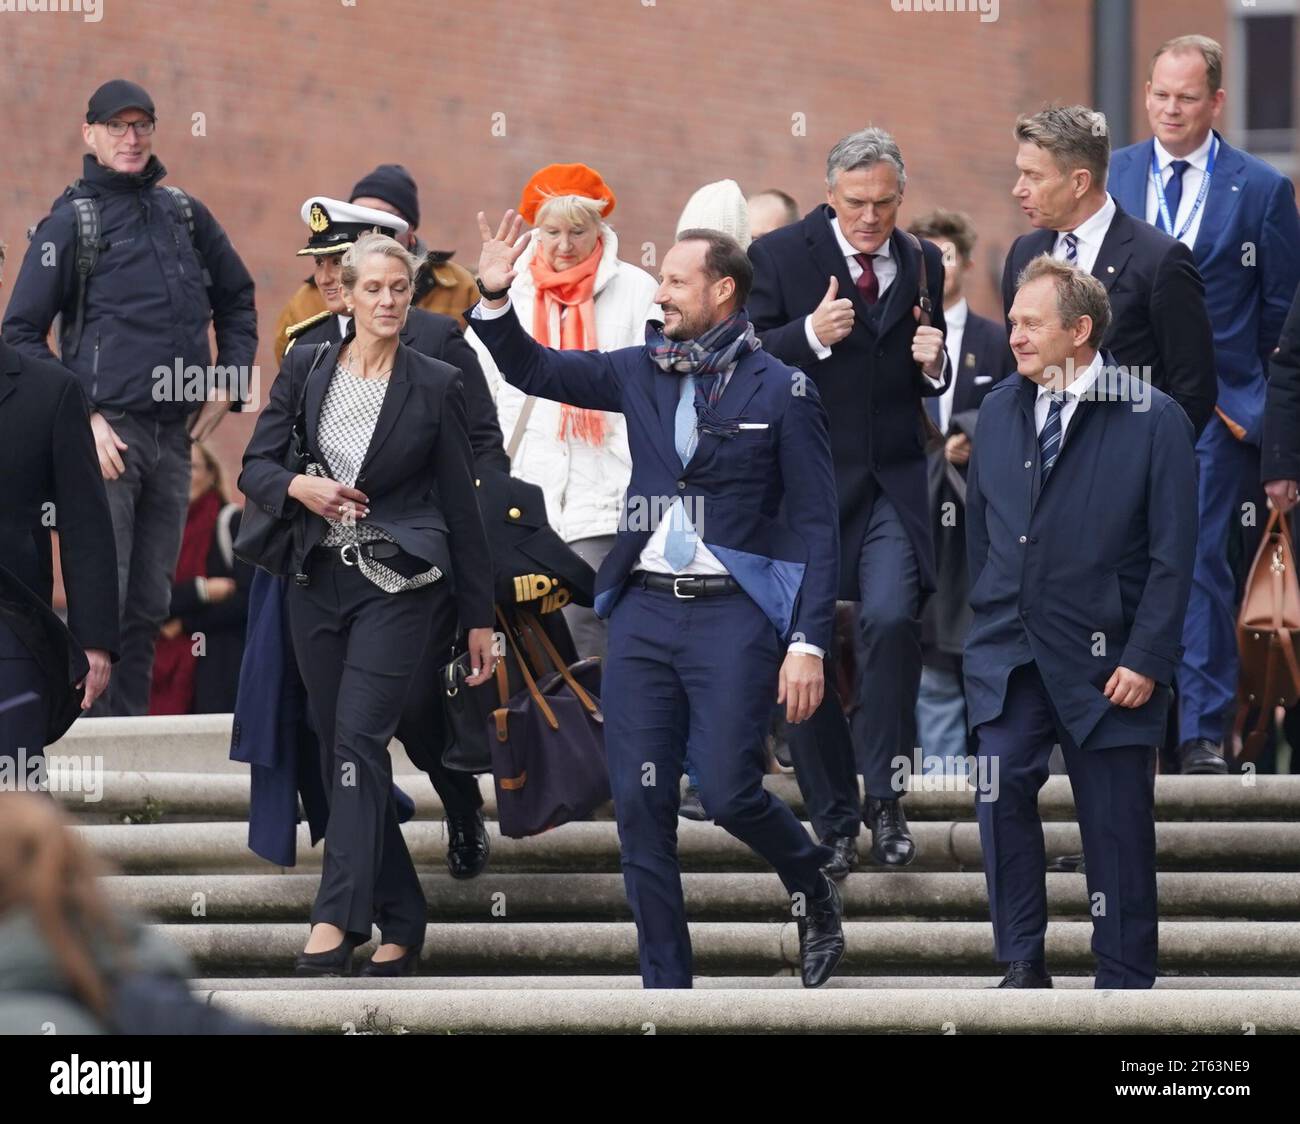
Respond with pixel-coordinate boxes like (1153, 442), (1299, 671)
(467, 163), (660, 661)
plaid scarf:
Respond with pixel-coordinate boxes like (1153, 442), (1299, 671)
(646, 312), (762, 438)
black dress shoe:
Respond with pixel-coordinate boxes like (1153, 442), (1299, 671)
(863, 796), (916, 866)
(994, 960), (1053, 988)
(1177, 737), (1228, 775)
(797, 876), (845, 988)
(820, 834), (858, 882)
(446, 810), (490, 880)
(360, 941), (424, 977)
(294, 932), (363, 977)
(678, 783), (710, 822)
(1047, 852), (1087, 874)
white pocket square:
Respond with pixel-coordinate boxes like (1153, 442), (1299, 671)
(974, 375), (993, 384)
(737, 422), (770, 430)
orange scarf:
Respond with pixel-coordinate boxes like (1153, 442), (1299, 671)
(530, 240), (605, 445)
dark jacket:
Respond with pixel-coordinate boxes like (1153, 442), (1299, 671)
(1262, 282), (1300, 483)
(2, 155), (257, 419)
(1001, 201), (1216, 438)
(963, 361), (1197, 751)
(922, 308), (1009, 662)
(469, 304), (840, 652)
(239, 338), (494, 630)
(749, 206), (950, 597)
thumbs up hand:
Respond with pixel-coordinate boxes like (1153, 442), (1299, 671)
(809, 276), (856, 349)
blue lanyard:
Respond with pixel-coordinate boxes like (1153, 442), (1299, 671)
(1151, 136), (1217, 241)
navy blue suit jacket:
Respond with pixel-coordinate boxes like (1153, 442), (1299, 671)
(469, 303), (840, 653)
(963, 360), (1197, 751)
(1110, 132), (1300, 444)
(749, 207), (950, 598)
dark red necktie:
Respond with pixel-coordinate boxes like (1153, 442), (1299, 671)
(854, 253), (879, 305)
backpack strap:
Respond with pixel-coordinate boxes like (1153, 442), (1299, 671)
(163, 184), (214, 289)
(59, 183), (103, 359)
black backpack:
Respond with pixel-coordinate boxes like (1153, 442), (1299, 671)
(27, 182), (211, 359)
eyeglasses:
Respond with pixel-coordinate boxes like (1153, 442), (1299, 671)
(103, 119), (155, 137)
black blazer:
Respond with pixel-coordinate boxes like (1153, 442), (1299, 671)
(1263, 281), (1300, 483)
(288, 307), (509, 472)
(239, 338), (494, 630)
(1001, 202), (1217, 438)
(750, 206), (950, 597)
(0, 336), (118, 655)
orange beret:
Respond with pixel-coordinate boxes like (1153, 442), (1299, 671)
(518, 163), (616, 225)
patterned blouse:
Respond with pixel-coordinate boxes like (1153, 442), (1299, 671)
(306, 363), (443, 594)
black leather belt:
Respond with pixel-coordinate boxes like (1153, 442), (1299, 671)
(314, 541), (405, 566)
(629, 570), (741, 599)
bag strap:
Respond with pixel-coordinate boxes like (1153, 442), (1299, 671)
(162, 185), (213, 288)
(899, 229), (933, 327)
(494, 605), (558, 731)
(292, 342), (331, 435)
(516, 608), (601, 717)
(59, 187), (102, 359)
(505, 396), (537, 461)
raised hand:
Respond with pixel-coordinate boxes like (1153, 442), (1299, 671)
(476, 210), (528, 298)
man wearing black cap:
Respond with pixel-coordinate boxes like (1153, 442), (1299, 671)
(271, 163), (477, 364)
(2, 79), (257, 717)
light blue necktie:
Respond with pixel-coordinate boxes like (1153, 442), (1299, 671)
(664, 375), (698, 570)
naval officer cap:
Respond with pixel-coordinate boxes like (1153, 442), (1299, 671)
(297, 196), (410, 256)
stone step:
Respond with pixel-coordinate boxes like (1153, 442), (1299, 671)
(195, 986), (1300, 1033)
(156, 920), (1300, 974)
(57, 770), (1300, 822)
(77, 819), (1300, 874)
(105, 871), (1300, 921)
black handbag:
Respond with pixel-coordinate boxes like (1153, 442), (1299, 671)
(233, 343), (330, 575)
(488, 607), (608, 838)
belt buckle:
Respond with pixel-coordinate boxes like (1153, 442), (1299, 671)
(672, 576), (696, 600)
(339, 543), (360, 567)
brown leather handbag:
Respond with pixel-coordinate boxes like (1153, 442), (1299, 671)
(1232, 509), (1300, 761)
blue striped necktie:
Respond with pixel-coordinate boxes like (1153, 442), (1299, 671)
(1061, 232), (1079, 265)
(1039, 391), (1067, 482)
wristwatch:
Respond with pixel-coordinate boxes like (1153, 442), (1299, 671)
(476, 276), (510, 301)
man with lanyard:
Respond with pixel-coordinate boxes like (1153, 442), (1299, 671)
(1110, 35), (1300, 773)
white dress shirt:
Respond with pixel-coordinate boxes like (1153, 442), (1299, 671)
(1143, 129), (1216, 250)
(1054, 193), (1117, 276)
(472, 296), (823, 657)
(1033, 350), (1104, 442)
(938, 297), (968, 432)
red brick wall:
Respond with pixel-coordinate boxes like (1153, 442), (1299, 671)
(0, 0), (1263, 494)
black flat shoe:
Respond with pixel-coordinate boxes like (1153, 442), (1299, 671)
(993, 959), (1053, 988)
(820, 833), (858, 882)
(294, 932), (363, 977)
(678, 783), (710, 822)
(863, 795), (916, 866)
(1047, 852), (1087, 873)
(1177, 737), (1228, 775)
(797, 875), (845, 988)
(446, 810), (490, 880)
(359, 942), (424, 977)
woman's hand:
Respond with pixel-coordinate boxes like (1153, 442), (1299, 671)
(464, 626), (498, 687)
(287, 475), (370, 521)
(476, 210), (528, 298)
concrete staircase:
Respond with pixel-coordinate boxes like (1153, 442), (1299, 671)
(51, 714), (1300, 1033)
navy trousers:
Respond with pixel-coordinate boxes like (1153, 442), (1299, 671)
(975, 662), (1158, 988)
(787, 494), (923, 838)
(604, 582), (833, 988)
(0, 619), (46, 761)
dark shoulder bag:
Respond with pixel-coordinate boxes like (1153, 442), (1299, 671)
(233, 343), (330, 575)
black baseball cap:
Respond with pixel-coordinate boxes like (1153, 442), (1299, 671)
(86, 79), (156, 124)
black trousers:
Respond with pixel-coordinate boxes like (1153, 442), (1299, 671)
(0, 618), (46, 761)
(395, 585), (484, 821)
(287, 552), (438, 947)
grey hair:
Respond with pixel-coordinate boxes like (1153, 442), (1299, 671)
(340, 231), (420, 290)
(826, 127), (907, 193)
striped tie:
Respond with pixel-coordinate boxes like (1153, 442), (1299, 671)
(1039, 392), (1067, 483)
(1061, 232), (1079, 265)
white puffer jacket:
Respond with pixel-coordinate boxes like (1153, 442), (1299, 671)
(466, 228), (660, 543)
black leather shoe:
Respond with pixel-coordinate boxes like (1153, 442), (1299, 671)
(1047, 852), (1087, 874)
(446, 810), (490, 880)
(360, 941), (424, 977)
(1177, 737), (1228, 775)
(863, 796), (916, 866)
(994, 960), (1053, 988)
(294, 932), (363, 977)
(797, 876), (845, 988)
(820, 834), (858, 881)
(678, 783), (710, 822)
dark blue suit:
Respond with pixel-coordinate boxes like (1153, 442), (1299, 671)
(749, 208), (950, 832)
(964, 363), (1197, 987)
(1111, 133), (1300, 745)
(470, 302), (838, 988)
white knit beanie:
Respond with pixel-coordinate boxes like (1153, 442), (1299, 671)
(675, 179), (751, 250)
